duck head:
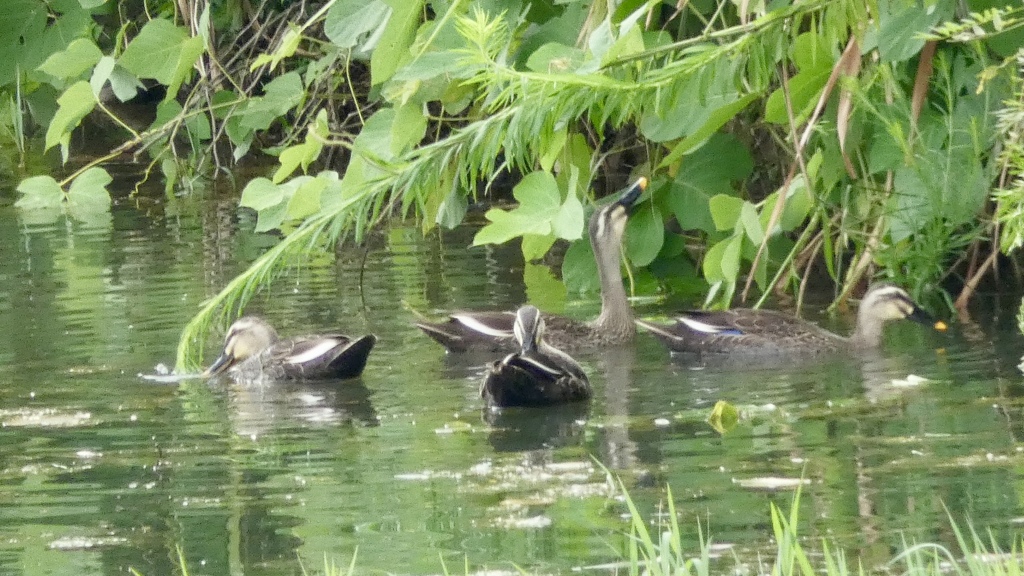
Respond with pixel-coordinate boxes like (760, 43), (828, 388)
(588, 176), (647, 248)
(203, 316), (280, 377)
(859, 284), (946, 330)
(513, 305), (545, 354)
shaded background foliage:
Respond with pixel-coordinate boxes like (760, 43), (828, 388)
(0, 0), (1023, 363)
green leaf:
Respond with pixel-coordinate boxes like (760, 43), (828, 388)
(521, 234), (556, 261)
(513, 171), (562, 214)
(764, 65), (831, 124)
(161, 158), (178, 195)
(435, 182), (467, 229)
(525, 42), (585, 73)
(550, 190), (584, 240)
(254, 199), (289, 233)
(625, 204), (664, 266)
(15, 175), (64, 210)
(524, 263), (566, 309)
(0, 1), (47, 87)
(239, 71), (304, 130)
(739, 202), (763, 245)
(659, 93), (758, 168)
(390, 102), (426, 155)
(251, 25), (300, 70)
(240, 177), (284, 211)
(44, 80), (96, 161)
(118, 19), (203, 98)
(286, 177), (325, 220)
(708, 194), (744, 231)
(90, 56), (142, 102)
(325, 0), (391, 50)
(392, 50), (465, 82)
(707, 400), (739, 434)
(473, 208), (551, 245)
(703, 235), (741, 283)
(877, 0), (952, 63)
(562, 236), (599, 293)
(640, 58), (741, 142)
(791, 31), (833, 71)
(669, 185), (713, 232)
(273, 111), (327, 183)
(539, 128), (567, 173)
(370, 0), (423, 85)
(38, 37), (102, 80)
(66, 167), (112, 213)
(474, 171), (585, 246)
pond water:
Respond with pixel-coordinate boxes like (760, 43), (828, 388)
(0, 182), (1023, 576)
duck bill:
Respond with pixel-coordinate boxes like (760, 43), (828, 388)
(615, 177), (648, 211)
(906, 306), (944, 330)
(202, 352), (234, 378)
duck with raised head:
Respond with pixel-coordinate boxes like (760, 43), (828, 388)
(416, 177), (647, 353)
(203, 316), (377, 383)
(636, 284), (947, 355)
(481, 305), (592, 408)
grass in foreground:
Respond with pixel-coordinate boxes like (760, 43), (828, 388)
(155, 481), (1024, 576)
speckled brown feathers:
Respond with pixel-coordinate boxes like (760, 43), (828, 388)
(637, 284), (944, 356)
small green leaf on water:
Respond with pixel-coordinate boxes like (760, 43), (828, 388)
(707, 400), (739, 434)
(67, 167), (112, 211)
(15, 175), (64, 210)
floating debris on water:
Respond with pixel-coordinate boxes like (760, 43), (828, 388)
(49, 535), (129, 550)
(733, 477), (810, 490)
(1, 409), (92, 428)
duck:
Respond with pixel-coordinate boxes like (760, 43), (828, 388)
(481, 305), (592, 408)
(636, 284), (947, 355)
(203, 316), (376, 383)
(416, 177), (647, 353)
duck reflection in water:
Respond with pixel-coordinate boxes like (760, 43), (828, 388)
(227, 378), (380, 438)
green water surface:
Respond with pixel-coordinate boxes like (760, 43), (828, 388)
(0, 187), (1020, 575)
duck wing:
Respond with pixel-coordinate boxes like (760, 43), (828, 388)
(481, 349), (591, 408)
(639, 309), (837, 354)
(416, 311), (516, 352)
(272, 333), (377, 379)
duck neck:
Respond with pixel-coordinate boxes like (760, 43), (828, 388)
(591, 238), (634, 336)
(849, 308), (883, 348)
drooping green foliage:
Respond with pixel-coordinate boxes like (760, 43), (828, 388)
(2, 0), (1024, 365)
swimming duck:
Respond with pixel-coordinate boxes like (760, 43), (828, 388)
(636, 284), (946, 355)
(416, 177), (647, 353)
(203, 316), (376, 383)
(481, 305), (592, 408)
